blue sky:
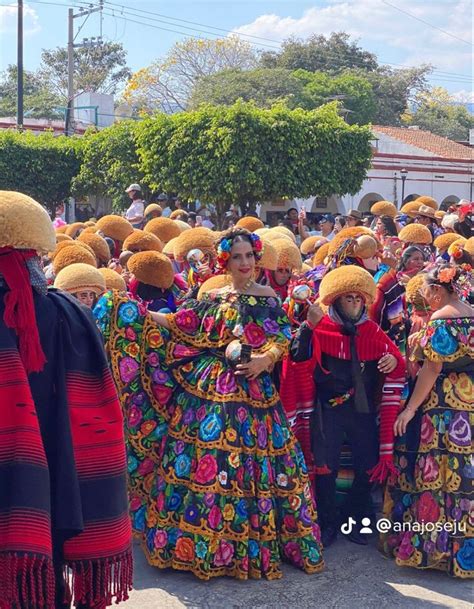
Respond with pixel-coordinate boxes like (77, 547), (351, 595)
(0, 0), (472, 98)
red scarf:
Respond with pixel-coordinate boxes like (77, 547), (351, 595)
(264, 269), (289, 301)
(280, 316), (405, 483)
(0, 248), (46, 373)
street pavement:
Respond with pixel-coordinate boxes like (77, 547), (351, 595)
(123, 538), (473, 609)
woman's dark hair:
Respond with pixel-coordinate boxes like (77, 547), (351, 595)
(397, 245), (426, 272)
(378, 214), (398, 236)
(104, 237), (115, 257)
(216, 227), (254, 250)
(426, 264), (462, 294)
(137, 282), (165, 300)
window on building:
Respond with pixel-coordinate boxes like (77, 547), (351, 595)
(313, 196), (328, 209)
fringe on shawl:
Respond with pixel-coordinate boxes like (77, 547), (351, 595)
(63, 549), (133, 606)
(0, 554), (55, 609)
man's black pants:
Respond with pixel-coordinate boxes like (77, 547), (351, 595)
(314, 403), (379, 531)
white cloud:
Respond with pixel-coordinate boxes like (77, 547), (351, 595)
(0, 3), (40, 35)
(451, 90), (474, 103)
(234, 0), (473, 83)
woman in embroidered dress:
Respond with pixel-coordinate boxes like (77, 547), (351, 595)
(95, 228), (323, 580)
(382, 264), (473, 578)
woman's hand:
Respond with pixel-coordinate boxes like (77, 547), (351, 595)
(235, 354), (272, 380)
(378, 353), (398, 374)
(394, 407), (416, 436)
(108, 260), (122, 274)
(408, 331), (421, 351)
(307, 303), (324, 328)
(196, 263), (212, 280)
(149, 311), (170, 329)
(380, 250), (397, 269)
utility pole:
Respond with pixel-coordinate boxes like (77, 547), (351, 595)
(17, 0), (23, 129)
(66, 8), (74, 135)
(65, 1), (104, 136)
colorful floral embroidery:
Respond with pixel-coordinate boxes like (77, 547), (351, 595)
(382, 318), (473, 579)
(96, 290), (324, 580)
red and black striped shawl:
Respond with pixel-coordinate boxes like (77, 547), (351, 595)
(0, 288), (132, 608)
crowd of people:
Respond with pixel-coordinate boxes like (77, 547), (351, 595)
(0, 187), (472, 608)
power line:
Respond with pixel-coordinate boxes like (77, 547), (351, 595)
(9, 0), (474, 84)
(19, 0), (471, 80)
(100, 9), (473, 84)
(101, 1), (473, 82)
(381, 0), (473, 47)
(13, 0), (89, 6)
(103, 0), (294, 46)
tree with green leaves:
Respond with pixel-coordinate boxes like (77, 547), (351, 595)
(402, 87), (474, 140)
(135, 101), (372, 223)
(188, 67), (376, 124)
(260, 32), (378, 74)
(188, 68), (302, 111)
(359, 65), (431, 125)
(258, 32), (432, 126)
(123, 36), (258, 114)
(0, 65), (62, 119)
(39, 41), (131, 103)
(293, 69), (376, 124)
(72, 120), (146, 211)
(0, 130), (82, 213)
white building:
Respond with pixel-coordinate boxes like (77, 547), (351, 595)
(260, 126), (473, 220)
(74, 92), (115, 129)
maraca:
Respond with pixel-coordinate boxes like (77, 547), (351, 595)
(187, 248), (205, 270)
(291, 283), (312, 303)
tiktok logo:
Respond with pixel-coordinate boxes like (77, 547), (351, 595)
(340, 517), (357, 535)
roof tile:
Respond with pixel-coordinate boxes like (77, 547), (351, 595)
(373, 126), (473, 160)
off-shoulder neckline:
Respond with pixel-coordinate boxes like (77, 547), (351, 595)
(430, 315), (474, 321)
(203, 291), (280, 304)
(429, 317), (474, 321)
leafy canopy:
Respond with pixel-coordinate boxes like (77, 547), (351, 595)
(0, 65), (62, 119)
(135, 101), (372, 219)
(189, 67), (376, 125)
(0, 130), (82, 213)
(123, 36), (258, 114)
(402, 87), (474, 141)
(72, 120), (145, 211)
(39, 41), (131, 103)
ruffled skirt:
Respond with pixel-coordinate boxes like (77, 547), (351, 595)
(381, 370), (473, 578)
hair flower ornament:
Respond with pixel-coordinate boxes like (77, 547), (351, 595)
(438, 267), (456, 283)
(215, 230), (264, 270)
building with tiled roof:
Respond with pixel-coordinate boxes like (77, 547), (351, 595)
(261, 125), (473, 219)
(344, 125), (473, 212)
(372, 125), (472, 161)
(0, 117), (88, 135)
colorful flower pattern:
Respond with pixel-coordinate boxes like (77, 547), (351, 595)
(94, 290), (324, 580)
(382, 318), (473, 578)
(94, 290), (173, 534)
